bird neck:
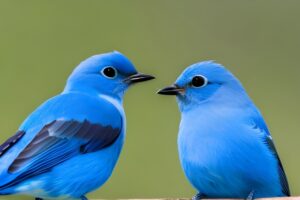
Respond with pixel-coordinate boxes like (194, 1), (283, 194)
(62, 84), (124, 104)
(98, 93), (124, 115)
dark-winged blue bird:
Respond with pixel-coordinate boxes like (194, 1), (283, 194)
(0, 51), (154, 200)
(158, 61), (290, 200)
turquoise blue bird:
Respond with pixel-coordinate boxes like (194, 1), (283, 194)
(158, 61), (290, 200)
(0, 51), (154, 200)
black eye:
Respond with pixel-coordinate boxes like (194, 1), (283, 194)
(101, 66), (117, 79)
(191, 75), (207, 87)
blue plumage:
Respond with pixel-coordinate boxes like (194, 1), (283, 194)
(158, 61), (289, 199)
(0, 51), (154, 199)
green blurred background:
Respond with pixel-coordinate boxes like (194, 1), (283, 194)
(0, 0), (299, 199)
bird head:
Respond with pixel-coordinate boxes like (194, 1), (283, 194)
(64, 51), (155, 100)
(158, 61), (247, 112)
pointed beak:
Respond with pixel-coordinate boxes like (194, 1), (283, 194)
(157, 84), (184, 95)
(124, 73), (155, 84)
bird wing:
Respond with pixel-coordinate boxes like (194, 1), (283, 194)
(252, 114), (290, 196)
(0, 119), (121, 190)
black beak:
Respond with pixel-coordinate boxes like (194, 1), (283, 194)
(157, 84), (184, 95)
(124, 73), (155, 84)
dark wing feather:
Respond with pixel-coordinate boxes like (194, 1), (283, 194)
(0, 119), (120, 190)
(0, 131), (25, 157)
(263, 135), (290, 196)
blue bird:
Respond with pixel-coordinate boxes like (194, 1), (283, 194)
(0, 51), (154, 200)
(158, 61), (290, 200)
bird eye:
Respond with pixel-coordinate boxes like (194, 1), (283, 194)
(191, 75), (208, 88)
(101, 66), (117, 79)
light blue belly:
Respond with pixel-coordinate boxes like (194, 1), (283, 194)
(178, 130), (282, 198)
